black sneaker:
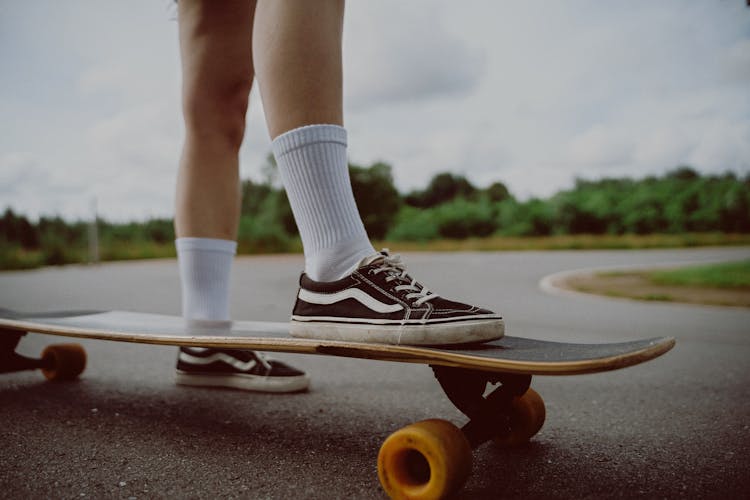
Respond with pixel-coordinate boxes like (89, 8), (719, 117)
(175, 347), (310, 393)
(289, 251), (504, 345)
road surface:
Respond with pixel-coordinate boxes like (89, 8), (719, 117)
(1, 247), (749, 498)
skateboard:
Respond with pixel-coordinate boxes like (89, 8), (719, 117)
(1, 309), (674, 500)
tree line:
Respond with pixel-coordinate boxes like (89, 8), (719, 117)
(1, 164), (748, 268)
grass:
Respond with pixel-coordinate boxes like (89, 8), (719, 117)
(568, 259), (750, 307)
(0, 241), (176, 271)
(374, 233), (750, 252)
(3, 232), (750, 271)
(638, 293), (675, 301)
(0, 246), (48, 270)
(578, 286), (676, 302)
(99, 241), (176, 262)
(646, 260), (750, 289)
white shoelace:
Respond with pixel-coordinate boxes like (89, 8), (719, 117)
(371, 252), (440, 307)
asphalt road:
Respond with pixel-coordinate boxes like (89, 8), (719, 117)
(1, 247), (749, 499)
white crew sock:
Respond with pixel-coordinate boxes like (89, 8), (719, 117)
(272, 124), (375, 282)
(176, 237), (236, 323)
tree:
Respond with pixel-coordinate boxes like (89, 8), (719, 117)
(667, 165), (699, 181)
(260, 152), (280, 187)
(240, 179), (274, 217)
(349, 161), (401, 239)
(434, 198), (496, 239)
(496, 198), (554, 236)
(1, 208), (40, 248)
(405, 172), (478, 208)
(485, 181), (511, 203)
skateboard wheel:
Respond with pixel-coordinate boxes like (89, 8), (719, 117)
(493, 388), (546, 447)
(378, 419), (471, 500)
(41, 344), (87, 381)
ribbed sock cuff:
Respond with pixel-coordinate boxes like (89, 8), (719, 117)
(271, 124), (374, 281)
(175, 237), (237, 254)
(176, 237), (236, 322)
(272, 124), (347, 159)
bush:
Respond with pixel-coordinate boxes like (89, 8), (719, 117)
(237, 191), (298, 253)
(39, 232), (80, 266)
(350, 162), (401, 239)
(405, 172), (478, 208)
(497, 198), (555, 236)
(434, 198), (496, 239)
(386, 206), (440, 241)
(3, 162), (750, 271)
(237, 215), (292, 253)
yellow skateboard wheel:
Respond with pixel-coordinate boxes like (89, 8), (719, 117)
(378, 418), (471, 500)
(493, 388), (546, 447)
(41, 344), (87, 381)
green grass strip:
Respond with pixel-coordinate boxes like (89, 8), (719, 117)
(647, 260), (750, 289)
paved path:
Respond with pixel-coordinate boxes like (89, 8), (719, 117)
(1, 247), (749, 499)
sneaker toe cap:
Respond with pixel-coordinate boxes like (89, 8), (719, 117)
(433, 298), (500, 318)
(268, 360), (307, 377)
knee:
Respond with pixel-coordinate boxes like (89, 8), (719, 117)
(182, 77), (252, 151)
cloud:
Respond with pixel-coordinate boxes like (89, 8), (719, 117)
(75, 101), (182, 219)
(688, 119), (750, 171)
(0, 151), (89, 218)
(633, 127), (693, 169)
(720, 38), (750, 85)
(344, 1), (485, 110)
(568, 125), (634, 169)
(85, 103), (180, 169)
(78, 64), (141, 99)
(1, 0), (749, 220)
(0, 153), (40, 195)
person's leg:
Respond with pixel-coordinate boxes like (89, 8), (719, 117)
(175, 0), (253, 241)
(174, 0), (307, 392)
(175, 0), (254, 323)
(253, 0), (375, 282)
(252, 0), (344, 138)
(252, 0), (504, 345)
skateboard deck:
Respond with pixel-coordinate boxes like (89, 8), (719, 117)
(1, 308), (675, 499)
(0, 309), (674, 375)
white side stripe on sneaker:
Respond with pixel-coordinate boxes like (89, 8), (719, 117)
(298, 288), (404, 314)
(291, 313), (501, 325)
(179, 351), (258, 372)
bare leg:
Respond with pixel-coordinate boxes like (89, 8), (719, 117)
(174, 3), (253, 320)
(252, 0), (345, 138)
(251, 0), (374, 282)
(173, 1), (310, 394)
(175, 0), (256, 239)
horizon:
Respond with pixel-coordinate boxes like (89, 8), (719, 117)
(3, 164), (746, 224)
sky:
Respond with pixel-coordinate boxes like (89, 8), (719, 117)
(1, 0), (749, 221)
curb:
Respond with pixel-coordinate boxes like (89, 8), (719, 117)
(538, 259), (748, 308)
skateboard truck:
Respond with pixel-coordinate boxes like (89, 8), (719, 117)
(0, 331), (47, 374)
(0, 329), (86, 380)
(431, 365), (532, 448)
(378, 366), (544, 499)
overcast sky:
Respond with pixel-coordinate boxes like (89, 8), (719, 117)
(2, 1), (749, 221)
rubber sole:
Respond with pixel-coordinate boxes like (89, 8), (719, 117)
(289, 318), (504, 346)
(175, 371), (310, 393)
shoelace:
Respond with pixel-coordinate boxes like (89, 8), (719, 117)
(371, 252), (440, 307)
